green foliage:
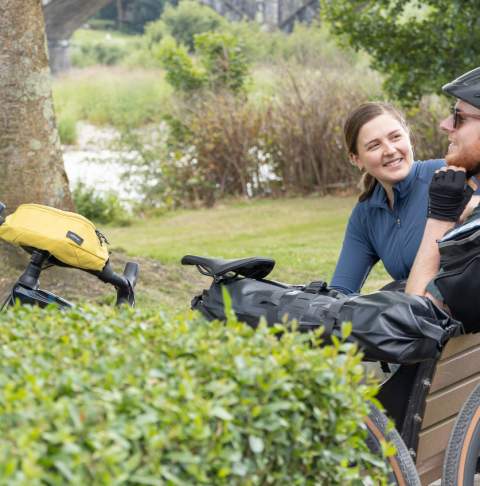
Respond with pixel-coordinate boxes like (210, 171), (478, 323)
(226, 21), (364, 69)
(124, 68), (380, 208)
(145, 0), (226, 51)
(97, 0), (170, 33)
(321, 0), (480, 104)
(195, 32), (249, 93)
(56, 108), (77, 145)
(70, 30), (139, 68)
(407, 94), (449, 161)
(52, 68), (172, 128)
(73, 182), (131, 225)
(156, 32), (249, 94)
(71, 41), (130, 67)
(155, 36), (207, 92)
(0, 304), (390, 484)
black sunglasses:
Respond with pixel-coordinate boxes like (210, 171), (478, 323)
(450, 105), (480, 128)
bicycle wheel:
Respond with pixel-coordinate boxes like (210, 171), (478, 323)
(443, 383), (480, 486)
(365, 403), (420, 486)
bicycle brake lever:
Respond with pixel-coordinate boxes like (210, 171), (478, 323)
(0, 202), (6, 225)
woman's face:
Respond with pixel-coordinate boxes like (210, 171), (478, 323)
(351, 113), (414, 187)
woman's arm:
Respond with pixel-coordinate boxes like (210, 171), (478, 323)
(330, 208), (379, 294)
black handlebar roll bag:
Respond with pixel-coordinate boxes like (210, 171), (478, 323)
(191, 277), (461, 364)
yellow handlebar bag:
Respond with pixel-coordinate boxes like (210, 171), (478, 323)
(0, 204), (109, 271)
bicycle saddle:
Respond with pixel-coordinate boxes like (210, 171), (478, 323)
(181, 255), (275, 279)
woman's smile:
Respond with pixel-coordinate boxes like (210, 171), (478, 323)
(382, 157), (404, 168)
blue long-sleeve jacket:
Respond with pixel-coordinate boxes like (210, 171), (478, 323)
(330, 159), (445, 294)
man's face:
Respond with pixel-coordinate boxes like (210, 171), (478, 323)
(440, 100), (480, 174)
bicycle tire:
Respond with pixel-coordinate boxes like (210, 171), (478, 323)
(443, 383), (480, 486)
(365, 403), (420, 486)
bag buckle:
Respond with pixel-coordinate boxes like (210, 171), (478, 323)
(304, 280), (329, 294)
(96, 229), (110, 246)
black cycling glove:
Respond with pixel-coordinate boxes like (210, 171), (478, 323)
(428, 169), (474, 222)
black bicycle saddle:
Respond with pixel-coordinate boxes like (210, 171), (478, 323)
(181, 255), (275, 280)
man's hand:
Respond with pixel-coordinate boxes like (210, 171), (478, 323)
(428, 167), (475, 222)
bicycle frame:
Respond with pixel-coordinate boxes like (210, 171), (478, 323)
(1, 248), (73, 310)
(2, 284), (72, 310)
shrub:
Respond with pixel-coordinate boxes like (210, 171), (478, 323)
(73, 182), (130, 225)
(119, 95), (268, 208)
(0, 304), (390, 484)
(56, 108), (77, 145)
(71, 41), (130, 67)
(218, 21), (365, 69)
(116, 123), (194, 210)
(265, 68), (380, 194)
(406, 95), (450, 162)
(155, 36), (207, 92)
(144, 69), (382, 207)
(195, 32), (250, 93)
(156, 32), (249, 94)
(70, 29), (138, 68)
(145, 0), (226, 51)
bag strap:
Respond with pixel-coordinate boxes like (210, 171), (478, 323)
(325, 297), (349, 323)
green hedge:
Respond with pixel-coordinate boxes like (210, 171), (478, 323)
(0, 305), (390, 484)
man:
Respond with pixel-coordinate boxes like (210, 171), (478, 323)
(406, 67), (480, 326)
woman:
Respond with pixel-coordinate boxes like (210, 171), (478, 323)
(330, 101), (445, 295)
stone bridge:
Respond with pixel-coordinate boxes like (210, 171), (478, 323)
(42, 0), (319, 73)
(42, 0), (112, 73)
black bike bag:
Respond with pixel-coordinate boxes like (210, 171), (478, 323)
(185, 256), (461, 364)
(433, 219), (480, 332)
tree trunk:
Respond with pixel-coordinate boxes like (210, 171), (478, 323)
(0, 0), (74, 266)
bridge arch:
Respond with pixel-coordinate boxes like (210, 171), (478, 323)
(42, 0), (112, 73)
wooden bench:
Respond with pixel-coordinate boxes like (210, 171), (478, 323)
(417, 334), (480, 484)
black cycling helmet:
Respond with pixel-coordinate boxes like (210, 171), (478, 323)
(443, 67), (480, 109)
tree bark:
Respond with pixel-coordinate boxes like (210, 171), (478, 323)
(0, 0), (73, 266)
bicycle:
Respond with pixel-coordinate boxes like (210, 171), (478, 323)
(0, 201), (138, 310)
(443, 381), (480, 485)
(182, 254), (421, 485)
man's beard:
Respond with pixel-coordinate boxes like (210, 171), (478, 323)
(446, 139), (480, 176)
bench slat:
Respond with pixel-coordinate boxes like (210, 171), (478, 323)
(422, 374), (480, 428)
(417, 416), (456, 463)
(439, 333), (480, 361)
(430, 345), (480, 392)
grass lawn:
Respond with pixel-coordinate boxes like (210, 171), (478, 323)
(106, 196), (391, 311)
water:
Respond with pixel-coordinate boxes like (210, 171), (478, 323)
(62, 122), (139, 204)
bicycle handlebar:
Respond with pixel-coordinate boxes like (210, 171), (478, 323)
(0, 201), (139, 308)
(94, 260), (138, 307)
(0, 201), (6, 225)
